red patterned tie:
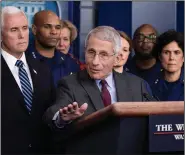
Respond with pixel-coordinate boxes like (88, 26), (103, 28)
(100, 80), (111, 107)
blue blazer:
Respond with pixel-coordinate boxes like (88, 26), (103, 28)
(151, 67), (184, 101)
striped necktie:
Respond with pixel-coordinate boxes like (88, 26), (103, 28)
(15, 60), (33, 113)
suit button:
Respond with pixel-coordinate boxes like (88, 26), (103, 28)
(29, 144), (32, 148)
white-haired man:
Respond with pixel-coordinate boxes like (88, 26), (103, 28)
(44, 26), (152, 153)
(1, 6), (55, 154)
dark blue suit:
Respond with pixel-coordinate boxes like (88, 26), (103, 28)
(27, 43), (80, 87)
(151, 67), (184, 101)
(125, 56), (162, 87)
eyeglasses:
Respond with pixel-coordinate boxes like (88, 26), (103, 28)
(86, 50), (116, 60)
(135, 33), (157, 43)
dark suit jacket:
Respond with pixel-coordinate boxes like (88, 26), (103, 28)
(44, 69), (152, 154)
(1, 55), (56, 154)
(44, 69), (151, 124)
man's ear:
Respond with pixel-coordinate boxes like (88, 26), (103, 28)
(32, 24), (37, 36)
(1, 31), (3, 41)
(113, 53), (121, 67)
(132, 39), (136, 49)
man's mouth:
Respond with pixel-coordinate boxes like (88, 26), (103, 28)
(90, 68), (100, 73)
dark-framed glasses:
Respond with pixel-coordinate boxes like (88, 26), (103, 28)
(86, 50), (116, 60)
(135, 33), (157, 43)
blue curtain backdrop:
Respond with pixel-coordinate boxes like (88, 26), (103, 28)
(95, 1), (132, 38)
(177, 1), (184, 33)
(68, 1), (80, 59)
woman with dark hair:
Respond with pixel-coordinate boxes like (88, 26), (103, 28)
(151, 30), (184, 101)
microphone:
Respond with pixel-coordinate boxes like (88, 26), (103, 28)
(143, 93), (159, 101)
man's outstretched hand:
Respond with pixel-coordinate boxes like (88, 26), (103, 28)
(59, 102), (88, 121)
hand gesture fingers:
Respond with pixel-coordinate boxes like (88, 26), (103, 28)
(67, 104), (75, 113)
(59, 102), (88, 121)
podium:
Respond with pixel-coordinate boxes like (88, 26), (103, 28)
(60, 102), (184, 154)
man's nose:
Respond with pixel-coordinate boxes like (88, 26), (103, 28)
(51, 27), (57, 34)
(18, 30), (24, 39)
(142, 36), (151, 43)
(92, 54), (100, 65)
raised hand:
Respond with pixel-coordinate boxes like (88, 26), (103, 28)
(59, 102), (88, 121)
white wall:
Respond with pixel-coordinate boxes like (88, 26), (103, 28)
(132, 1), (176, 36)
(79, 1), (95, 61)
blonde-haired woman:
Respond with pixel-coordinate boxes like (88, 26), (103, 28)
(56, 20), (85, 70)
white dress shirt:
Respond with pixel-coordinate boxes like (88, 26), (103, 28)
(95, 72), (117, 104)
(1, 49), (34, 92)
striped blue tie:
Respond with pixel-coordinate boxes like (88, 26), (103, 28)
(15, 60), (33, 113)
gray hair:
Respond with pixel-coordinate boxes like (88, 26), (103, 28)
(85, 26), (122, 54)
(1, 6), (27, 28)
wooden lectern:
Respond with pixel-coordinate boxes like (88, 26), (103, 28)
(59, 102), (184, 154)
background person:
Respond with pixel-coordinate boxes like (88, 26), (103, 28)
(56, 19), (85, 70)
(114, 30), (132, 73)
(27, 11), (80, 87)
(125, 24), (162, 86)
(151, 30), (184, 101)
(1, 6), (56, 154)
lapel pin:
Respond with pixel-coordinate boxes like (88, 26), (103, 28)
(33, 69), (37, 74)
(155, 79), (159, 84)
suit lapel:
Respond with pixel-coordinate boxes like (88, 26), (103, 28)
(26, 56), (39, 111)
(113, 70), (133, 102)
(26, 58), (37, 90)
(1, 56), (29, 114)
(79, 70), (104, 111)
(79, 70), (134, 110)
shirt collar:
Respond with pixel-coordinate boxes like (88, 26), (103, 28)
(159, 66), (184, 84)
(1, 48), (28, 71)
(95, 72), (114, 88)
(30, 44), (65, 65)
(28, 41), (51, 61)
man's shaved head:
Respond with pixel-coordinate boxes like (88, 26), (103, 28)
(133, 24), (157, 38)
(32, 10), (61, 49)
(133, 24), (158, 60)
(33, 10), (60, 26)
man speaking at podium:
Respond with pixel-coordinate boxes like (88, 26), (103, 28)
(44, 26), (153, 153)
